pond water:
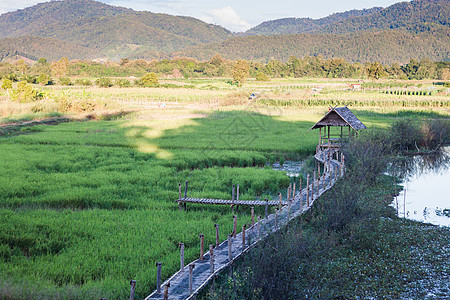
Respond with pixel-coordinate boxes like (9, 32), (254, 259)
(270, 160), (303, 177)
(270, 153), (450, 227)
(391, 146), (450, 227)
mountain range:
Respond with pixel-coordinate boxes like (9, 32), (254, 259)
(0, 0), (448, 64)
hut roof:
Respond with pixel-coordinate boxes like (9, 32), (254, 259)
(308, 107), (367, 131)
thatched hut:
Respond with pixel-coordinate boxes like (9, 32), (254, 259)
(309, 106), (366, 153)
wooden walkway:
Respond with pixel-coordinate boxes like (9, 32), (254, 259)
(144, 150), (343, 300)
(177, 197), (286, 206)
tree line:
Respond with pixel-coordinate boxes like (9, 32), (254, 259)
(0, 55), (449, 87)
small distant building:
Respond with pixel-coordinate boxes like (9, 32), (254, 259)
(350, 83), (361, 91)
(309, 106), (366, 153)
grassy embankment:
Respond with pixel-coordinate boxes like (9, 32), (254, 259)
(0, 78), (448, 299)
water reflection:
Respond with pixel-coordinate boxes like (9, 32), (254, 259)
(389, 146), (450, 227)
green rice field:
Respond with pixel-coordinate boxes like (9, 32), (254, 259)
(0, 78), (448, 299)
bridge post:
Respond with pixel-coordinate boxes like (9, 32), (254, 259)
(306, 174), (310, 206)
(189, 263), (195, 295)
(184, 180), (188, 210)
(215, 224), (219, 247)
(278, 193), (282, 210)
(178, 183), (182, 210)
(129, 280), (136, 300)
(265, 199), (268, 218)
(156, 262), (162, 294)
(209, 245), (214, 273)
(179, 243), (185, 272)
(275, 209), (278, 230)
(257, 216), (261, 239)
(322, 172), (325, 190)
(233, 215), (237, 238)
(199, 234), (204, 260)
(163, 283), (170, 300)
(329, 169), (332, 188)
(317, 174), (320, 194)
(232, 184), (235, 213)
(251, 207), (254, 227)
(228, 235), (232, 261)
(242, 225), (246, 250)
(293, 182), (296, 199)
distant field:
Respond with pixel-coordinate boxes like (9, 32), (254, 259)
(0, 78), (449, 299)
(1, 77), (449, 120)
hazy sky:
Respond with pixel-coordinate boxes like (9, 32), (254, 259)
(1, 0), (406, 32)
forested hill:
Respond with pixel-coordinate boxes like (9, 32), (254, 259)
(0, 0), (232, 59)
(245, 7), (383, 35)
(0, 36), (100, 61)
(173, 27), (450, 65)
(174, 0), (449, 64)
(0, 0), (448, 63)
(320, 0), (449, 34)
(245, 0), (449, 35)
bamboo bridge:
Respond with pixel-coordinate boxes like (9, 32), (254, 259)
(141, 149), (344, 300)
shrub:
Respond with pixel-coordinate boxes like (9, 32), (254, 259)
(20, 75), (36, 84)
(115, 78), (131, 88)
(75, 78), (92, 86)
(256, 72), (270, 81)
(135, 72), (159, 87)
(95, 77), (113, 88)
(4, 74), (18, 82)
(37, 73), (52, 85)
(389, 120), (422, 152)
(10, 81), (43, 103)
(1, 78), (12, 90)
(59, 77), (73, 86)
